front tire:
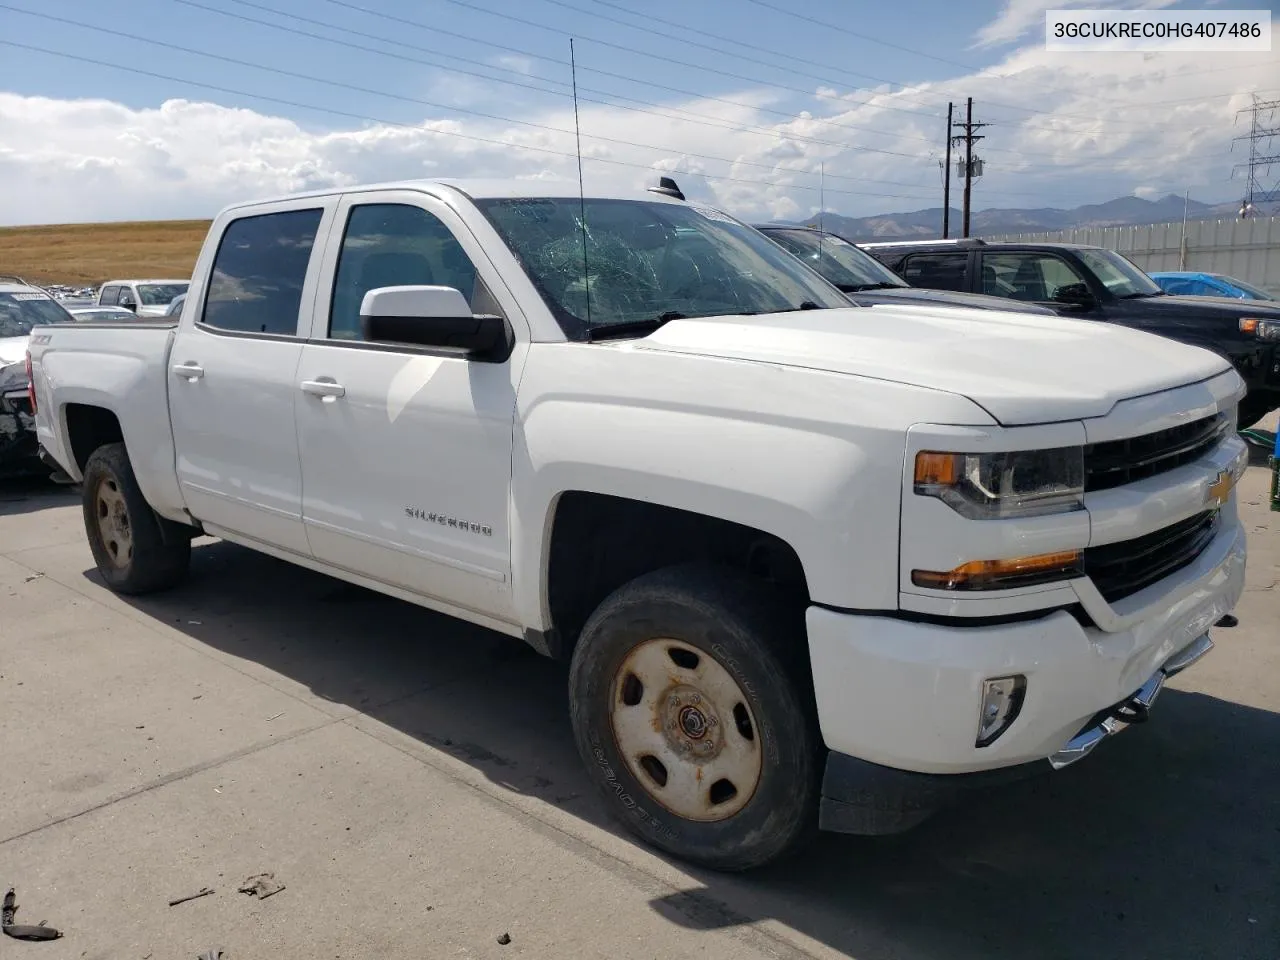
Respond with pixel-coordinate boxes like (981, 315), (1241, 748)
(82, 442), (191, 594)
(568, 564), (820, 871)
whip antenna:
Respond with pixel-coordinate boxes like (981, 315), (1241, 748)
(570, 38), (592, 327)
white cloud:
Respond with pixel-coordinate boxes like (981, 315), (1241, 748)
(0, 41), (1275, 227)
(973, 0), (1178, 48)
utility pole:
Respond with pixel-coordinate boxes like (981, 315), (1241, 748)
(951, 97), (988, 238)
(1232, 94), (1280, 218)
(942, 102), (953, 239)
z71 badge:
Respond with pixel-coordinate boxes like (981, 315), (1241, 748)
(404, 507), (492, 537)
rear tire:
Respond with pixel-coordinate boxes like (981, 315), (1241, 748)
(568, 564), (820, 872)
(82, 442), (191, 594)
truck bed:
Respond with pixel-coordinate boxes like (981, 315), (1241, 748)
(29, 319), (188, 523)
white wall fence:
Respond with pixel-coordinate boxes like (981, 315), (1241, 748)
(984, 215), (1280, 290)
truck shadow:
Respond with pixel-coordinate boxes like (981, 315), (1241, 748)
(96, 539), (1279, 960)
(0, 475), (76, 516)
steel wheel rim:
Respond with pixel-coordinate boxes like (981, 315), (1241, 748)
(95, 478), (133, 568)
(609, 637), (763, 822)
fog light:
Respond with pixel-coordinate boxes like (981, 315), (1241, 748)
(976, 675), (1025, 747)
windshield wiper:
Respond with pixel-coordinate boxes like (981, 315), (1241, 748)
(838, 282), (905, 292)
(586, 311), (687, 342)
(1120, 291), (1164, 299)
(774, 301), (826, 313)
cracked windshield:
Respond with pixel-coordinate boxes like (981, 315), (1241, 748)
(477, 197), (848, 336)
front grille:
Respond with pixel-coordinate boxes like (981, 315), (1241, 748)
(1084, 414), (1227, 492)
(1084, 510), (1220, 603)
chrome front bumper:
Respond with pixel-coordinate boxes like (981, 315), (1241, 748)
(1047, 632), (1215, 770)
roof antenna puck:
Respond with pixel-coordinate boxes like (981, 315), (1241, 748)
(647, 176), (685, 201)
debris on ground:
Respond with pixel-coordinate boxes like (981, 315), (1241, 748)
(197, 949), (225, 960)
(2, 887), (63, 941)
(265, 712), (284, 722)
(237, 873), (284, 900)
(496, 932), (512, 945)
(23, 573), (43, 583)
(168, 887), (214, 907)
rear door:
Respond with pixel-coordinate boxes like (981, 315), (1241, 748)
(167, 198), (338, 556)
(293, 189), (527, 623)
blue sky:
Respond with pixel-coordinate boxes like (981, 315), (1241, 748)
(0, 0), (1277, 224)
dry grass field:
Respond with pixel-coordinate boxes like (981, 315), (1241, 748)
(0, 220), (211, 286)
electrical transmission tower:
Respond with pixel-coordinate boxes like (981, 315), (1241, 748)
(1232, 94), (1280, 218)
(951, 98), (989, 237)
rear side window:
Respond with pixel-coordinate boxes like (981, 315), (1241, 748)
(202, 208), (324, 335)
(99, 285), (119, 305)
(901, 253), (969, 291)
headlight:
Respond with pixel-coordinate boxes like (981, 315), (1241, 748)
(914, 447), (1085, 520)
(1240, 318), (1280, 341)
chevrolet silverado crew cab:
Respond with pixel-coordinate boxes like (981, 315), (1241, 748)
(27, 180), (1249, 871)
(862, 238), (1280, 428)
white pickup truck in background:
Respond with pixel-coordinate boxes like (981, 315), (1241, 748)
(27, 178), (1249, 871)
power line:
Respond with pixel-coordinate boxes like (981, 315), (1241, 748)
(183, 0), (936, 160)
(952, 97), (988, 238)
(528, 0), (932, 102)
(207, 0), (1241, 168)
(736, 0), (1130, 107)
(0, 5), (947, 197)
(422, 0), (946, 120)
(305, 0), (945, 147)
(1232, 95), (1280, 216)
(0, 39), (947, 203)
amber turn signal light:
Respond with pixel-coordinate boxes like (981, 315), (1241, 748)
(914, 451), (959, 486)
(912, 550), (1083, 591)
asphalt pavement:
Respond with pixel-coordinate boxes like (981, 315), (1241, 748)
(1, 428), (1276, 960)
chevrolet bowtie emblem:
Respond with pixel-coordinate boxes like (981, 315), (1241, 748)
(1206, 469), (1236, 508)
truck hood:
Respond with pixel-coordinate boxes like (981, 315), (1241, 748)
(632, 305), (1233, 425)
(1138, 293), (1280, 318)
(849, 286), (1055, 315)
(0, 335), (29, 367)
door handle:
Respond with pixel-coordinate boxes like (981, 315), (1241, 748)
(300, 378), (346, 400)
(171, 362), (205, 381)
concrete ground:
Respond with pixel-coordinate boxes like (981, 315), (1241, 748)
(0, 432), (1276, 960)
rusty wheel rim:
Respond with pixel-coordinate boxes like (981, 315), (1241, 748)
(95, 477), (133, 568)
(609, 638), (763, 822)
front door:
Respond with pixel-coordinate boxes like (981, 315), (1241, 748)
(294, 191), (526, 623)
(168, 201), (334, 557)
(977, 250), (1097, 315)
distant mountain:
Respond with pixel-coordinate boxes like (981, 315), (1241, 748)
(801, 193), (1242, 242)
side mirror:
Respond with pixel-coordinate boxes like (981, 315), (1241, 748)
(359, 286), (511, 361)
(1052, 282), (1095, 309)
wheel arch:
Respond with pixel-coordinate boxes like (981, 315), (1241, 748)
(527, 487), (814, 661)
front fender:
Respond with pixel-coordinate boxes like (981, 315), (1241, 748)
(508, 343), (995, 628)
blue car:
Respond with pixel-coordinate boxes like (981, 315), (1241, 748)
(1149, 271), (1278, 301)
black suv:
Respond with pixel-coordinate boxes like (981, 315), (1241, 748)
(755, 225), (1054, 316)
(863, 239), (1280, 427)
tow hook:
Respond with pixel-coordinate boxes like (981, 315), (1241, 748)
(1109, 697), (1151, 725)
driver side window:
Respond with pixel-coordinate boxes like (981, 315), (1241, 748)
(981, 253), (1086, 302)
(328, 203), (501, 341)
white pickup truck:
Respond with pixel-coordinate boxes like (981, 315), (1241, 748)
(27, 179), (1249, 871)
